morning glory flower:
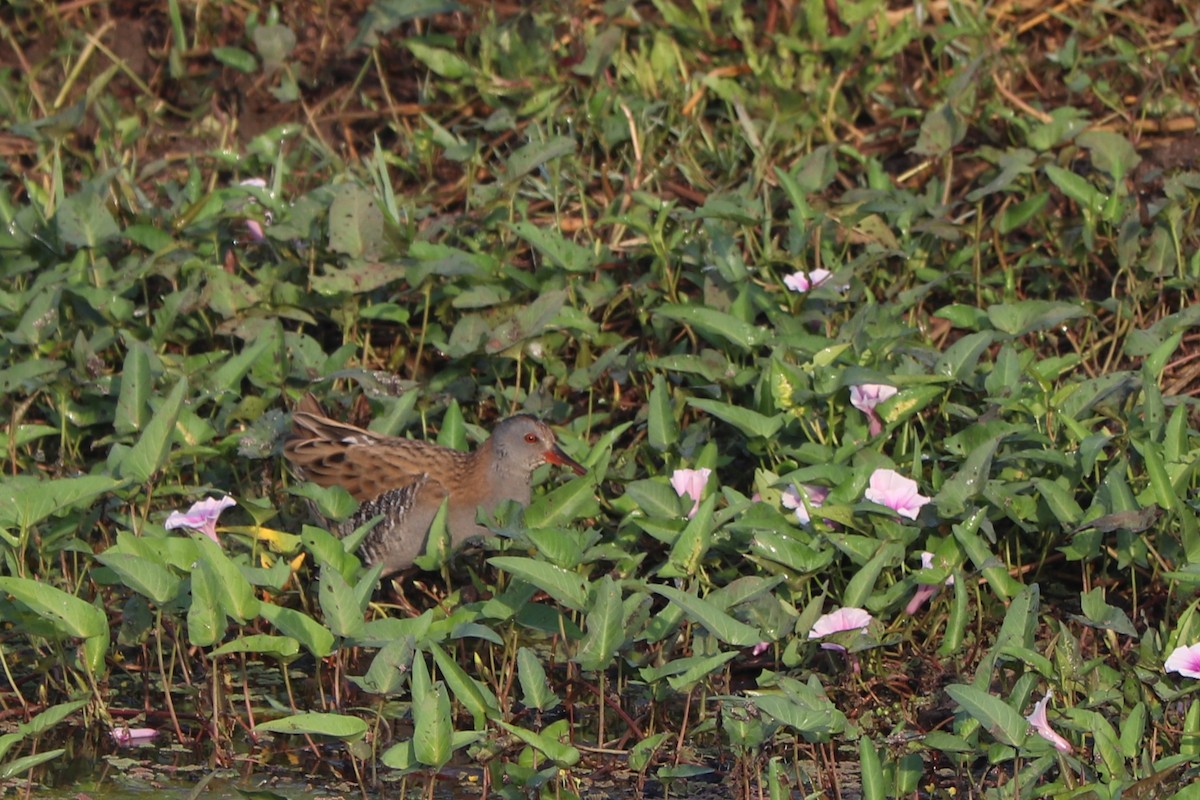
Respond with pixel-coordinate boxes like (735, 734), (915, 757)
(864, 468), (930, 521)
(850, 383), (898, 436)
(110, 726), (158, 747)
(670, 468), (712, 519)
(783, 268), (833, 294)
(781, 483), (830, 525)
(1026, 693), (1073, 754)
(238, 178), (270, 243)
(1165, 643), (1200, 678)
(809, 607), (873, 652)
(905, 551), (955, 614)
(164, 496), (237, 544)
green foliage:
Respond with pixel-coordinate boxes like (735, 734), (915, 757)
(2, 0), (1200, 795)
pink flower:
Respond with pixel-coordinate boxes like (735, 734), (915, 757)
(783, 268), (833, 294)
(164, 496), (237, 544)
(864, 468), (930, 521)
(238, 178), (271, 243)
(110, 727), (158, 747)
(1165, 643), (1200, 678)
(1025, 693), (1073, 754)
(670, 468), (712, 519)
(905, 551), (954, 614)
(809, 607), (873, 652)
(751, 641), (770, 656)
(781, 484), (830, 525)
(850, 384), (898, 436)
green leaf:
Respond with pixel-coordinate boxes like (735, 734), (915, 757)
(951, 509), (1022, 602)
(936, 436), (1003, 517)
(503, 136), (577, 183)
(302, 523), (359, 574)
(629, 732), (671, 772)
(404, 39), (472, 77)
(647, 374), (678, 452)
(967, 148), (1037, 200)
(687, 398), (782, 439)
(56, 187), (119, 248)
(20, 700), (88, 736)
(842, 542), (904, 610)
(412, 682), (453, 768)
(349, 638), (414, 695)
(1118, 703), (1146, 759)
(1044, 164), (1104, 212)
(572, 25), (622, 78)
(194, 536), (259, 624)
(209, 326), (280, 393)
(750, 531), (834, 574)
(258, 603), (335, 658)
(0, 577), (108, 673)
(656, 304), (768, 350)
(212, 46), (258, 72)
(508, 221), (597, 272)
(1076, 588), (1138, 638)
(256, 713), (367, 740)
(10, 287), (60, 346)
(327, 184), (385, 260)
(525, 526), (584, 568)
(523, 472), (599, 529)
(934, 331), (995, 380)
(1132, 437), (1178, 513)
(429, 642), (498, 728)
(987, 300), (1088, 337)
(640, 651), (737, 692)
(517, 647), (560, 711)
(1032, 478), (1082, 527)
(318, 564), (365, 639)
(187, 556), (225, 647)
(859, 737), (885, 800)
(484, 290), (568, 354)
(488, 557), (588, 611)
(210, 635), (300, 659)
(574, 575), (624, 672)
(118, 378), (187, 484)
(650, 585), (762, 647)
(0, 358), (64, 395)
(878, 385), (944, 426)
(997, 192), (1050, 234)
(624, 479), (684, 519)
(752, 681), (846, 737)
(1076, 130), (1140, 182)
(114, 343), (152, 435)
(667, 494), (715, 577)
(94, 551), (182, 606)
(912, 103), (965, 157)
(290, 483), (357, 523)
(945, 685), (1027, 747)
(0, 474), (123, 531)
(0, 749), (67, 780)
(497, 721), (580, 767)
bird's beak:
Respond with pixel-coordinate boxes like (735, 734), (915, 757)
(545, 445), (587, 476)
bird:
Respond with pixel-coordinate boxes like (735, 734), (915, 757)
(283, 394), (586, 574)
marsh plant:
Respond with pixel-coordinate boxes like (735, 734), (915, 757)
(2, 1), (1200, 798)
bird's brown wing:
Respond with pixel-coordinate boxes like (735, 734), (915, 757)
(285, 395), (465, 502)
(283, 407), (420, 501)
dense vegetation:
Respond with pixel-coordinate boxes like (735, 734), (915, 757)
(2, 0), (1200, 797)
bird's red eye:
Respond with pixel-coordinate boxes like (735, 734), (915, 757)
(525, 433), (538, 444)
